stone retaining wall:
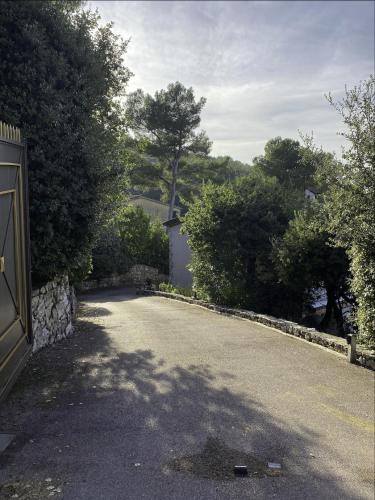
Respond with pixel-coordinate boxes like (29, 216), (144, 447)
(143, 290), (375, 371)
(32, 276), (76, 352)
(78, 264), (168, 292)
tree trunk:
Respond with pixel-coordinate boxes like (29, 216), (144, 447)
(319, 287), (345, 336)
(319, 287), (334, 331)
(168, 158), (179, 220)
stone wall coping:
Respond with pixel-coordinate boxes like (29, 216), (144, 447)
(143, 290), (375, 371)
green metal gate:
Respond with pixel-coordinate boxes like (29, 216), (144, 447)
(0, 122), (32, 401)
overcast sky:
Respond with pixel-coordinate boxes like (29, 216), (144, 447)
(88, 1), (374, 163)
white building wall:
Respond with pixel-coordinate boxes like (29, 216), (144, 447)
(168, 223), (193, 288)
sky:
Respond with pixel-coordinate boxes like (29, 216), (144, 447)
(88, 1), (374, 163)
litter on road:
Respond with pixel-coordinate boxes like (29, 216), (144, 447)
(234, 465), (248, 476)
(268, 462), (282, 469)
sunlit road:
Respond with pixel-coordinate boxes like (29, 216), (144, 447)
(0, 288), (374, 499)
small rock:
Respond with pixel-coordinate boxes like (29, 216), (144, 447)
(45, 478), (52, 482)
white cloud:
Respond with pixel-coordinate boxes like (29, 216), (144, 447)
(88, 0), (374, 162)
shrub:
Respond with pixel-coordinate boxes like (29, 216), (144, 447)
(0, 1), (131, 283)
(91, 205), (169, 278)
(183, 173), (297, 316)
(159, 282), (192, 297)
(91, 222), (128, 279)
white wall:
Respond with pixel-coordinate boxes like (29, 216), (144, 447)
(168, 224), (192, 288)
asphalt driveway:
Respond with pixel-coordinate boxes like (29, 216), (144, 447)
(0, 288), (374, 499)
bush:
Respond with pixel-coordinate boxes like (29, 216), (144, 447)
(91, 205), (169, 278)
(274, 205), (350, 334)
(159, 282), (175, 293)
(117, 206), (169, 274)
(0, 1), (130, 283)
(183, 173), (297, 316)
(91, 222), (128, 279)
(159, 282), (192, 297)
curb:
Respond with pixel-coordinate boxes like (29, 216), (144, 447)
(142, 290), (375, 371)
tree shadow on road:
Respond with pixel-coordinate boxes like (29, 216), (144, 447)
(0, 302), (368, 500)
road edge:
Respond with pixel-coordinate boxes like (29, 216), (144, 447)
(141, 290), (375, 371)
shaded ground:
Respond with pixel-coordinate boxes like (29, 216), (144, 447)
(0, 287), (374, 499)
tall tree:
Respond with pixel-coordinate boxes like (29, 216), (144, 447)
(0, 0), (131, 283)
(323, 76), (375, 346)
(126, 82), (211, 219)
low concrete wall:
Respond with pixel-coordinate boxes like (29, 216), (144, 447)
(143, 290), (375, 371)
(31, 276), (76, 352)
(78, 264), (168, 292)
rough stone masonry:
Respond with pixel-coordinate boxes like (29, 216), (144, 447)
(31, 275), (76, 352)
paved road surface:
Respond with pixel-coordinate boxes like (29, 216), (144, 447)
(0, 288), (374, 499)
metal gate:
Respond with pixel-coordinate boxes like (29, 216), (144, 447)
(0, 122), (32, 401)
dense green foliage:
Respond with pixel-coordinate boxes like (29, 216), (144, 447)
(177, 155), (251, 206)
(182, 135), (356, 333)
(126, 82), (211, 218)
(0, 0), (130, 283)
(275, 205), (349, 334)
(92, 206), (168, 278)
(322, 76), (375, 346)
(159, 282), (192, 297)
(128, 151), (251, 209)
(253, 137), (315, 191)
(90, 222), (128, 279)
(183, 172), (300, 317)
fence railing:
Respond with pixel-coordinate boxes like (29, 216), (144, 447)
(0, 121), (21, 142)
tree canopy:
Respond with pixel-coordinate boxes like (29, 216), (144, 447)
(183, 171), (298, 316)
(253, 136), (321, 192)
(274, 204), (350, 334)
(322, 76), (375, 346)
(0, 0), (131, 283)
(127, 150), (251, 209)
(126, 82), (211, 218)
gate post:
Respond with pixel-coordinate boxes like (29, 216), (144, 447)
(347, 334), (357, 364)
